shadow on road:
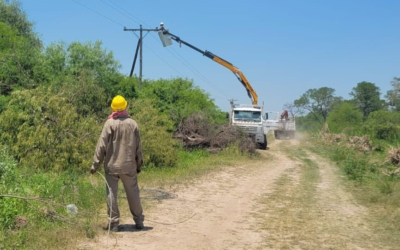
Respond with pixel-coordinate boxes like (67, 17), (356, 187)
(118, 224), (154, 232)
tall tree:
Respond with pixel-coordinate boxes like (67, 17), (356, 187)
(0, 22), (39, 95)
(350, 81), (384, 121)
(385, 77), (400, 111)
(0, 0), (41, 49)
(294, 87), (340, 124)
(36, 41), (123, 99)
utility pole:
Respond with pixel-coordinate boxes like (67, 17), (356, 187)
(124, 25), (159, 89)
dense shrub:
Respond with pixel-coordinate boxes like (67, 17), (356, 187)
(0, 87), (101, 172)
(295, 113), (324, 132)
(361, 111), (400, 142)
(327, 102), (363, 134)
(138, 78), (226, 126)
(130, 98), (178, 167)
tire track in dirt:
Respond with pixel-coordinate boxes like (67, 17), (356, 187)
(79, 139), (391, 250)
(253, 140), (394, 250)
(79, 141), (294, 250)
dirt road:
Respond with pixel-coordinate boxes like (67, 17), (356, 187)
(80, 139), (395, 250)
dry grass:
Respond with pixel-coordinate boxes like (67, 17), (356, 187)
(252, 144), (400, 249)
(317, 132), (373, 152)
(386, 147), (400, 165)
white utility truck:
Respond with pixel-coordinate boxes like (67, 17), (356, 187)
(158, 23), (268, 149)
(230, 102), (267, 149)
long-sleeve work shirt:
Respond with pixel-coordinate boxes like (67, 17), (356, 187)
(92, 116), (143, 175)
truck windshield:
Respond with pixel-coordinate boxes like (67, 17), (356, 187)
(234, 111), (261, 122)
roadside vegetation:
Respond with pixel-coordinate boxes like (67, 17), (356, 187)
(0, 1), (257, 249)
(290, 82), (400, 239)
(1, 0), (399, 248)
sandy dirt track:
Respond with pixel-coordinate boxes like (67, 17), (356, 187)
(79, 139), (394, 250)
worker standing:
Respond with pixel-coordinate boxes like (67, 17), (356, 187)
(90, 95), (144, 231)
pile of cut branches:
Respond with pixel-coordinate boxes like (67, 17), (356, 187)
(348, 136), (373, 152)
(386, 147), (400, 165)
(174, 113), (256, 153)
(317, 131), (373, 152)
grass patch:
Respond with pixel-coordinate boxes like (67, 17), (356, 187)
(255, 147), (322, 249)
(307, 138), (400, 244)
(0, 145), (258, 249)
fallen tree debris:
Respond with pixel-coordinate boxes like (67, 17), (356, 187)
(175, 114), (256, 153)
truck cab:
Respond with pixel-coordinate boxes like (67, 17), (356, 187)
(230, 103), (267, 150)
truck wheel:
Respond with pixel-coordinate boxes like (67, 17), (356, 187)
(260, 135), (267, 150)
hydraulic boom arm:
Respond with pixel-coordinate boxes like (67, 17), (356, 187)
(160, 28), (258, 105)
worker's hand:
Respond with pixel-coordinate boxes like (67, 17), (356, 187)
(90, 167), (96, 174)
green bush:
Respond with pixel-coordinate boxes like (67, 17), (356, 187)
(130, 98), (178, 167)
(0, 147), (23, 230)
(0, 147), (16, 185)
(296, 114), (324, 132)
(343, 157), (367, 183)
(138, 78), (226, 126)
(361, 111), (400, 142)
(327, 101), (363, 133)
(0, 87), (101, 172)
(0, 198), (26, 230)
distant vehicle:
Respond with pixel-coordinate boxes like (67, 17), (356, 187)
(264, 110), (296, 140)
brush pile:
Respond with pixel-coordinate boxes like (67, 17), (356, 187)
(383, 148), (400, 176)
(348, 136), (373, 152)
(318, 132), (373, 152)
(386, 147), (400, 165)
(174, 113), (256, 153)
(318, 132), (346, 144)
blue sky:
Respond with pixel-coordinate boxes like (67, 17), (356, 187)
(19, 0), (400, 112)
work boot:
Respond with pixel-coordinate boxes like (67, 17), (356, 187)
(103, 223), (119, 232)
(134, 215), (144, 230)
(135, 222), (144, 230)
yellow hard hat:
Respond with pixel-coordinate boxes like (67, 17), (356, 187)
(111, 95), (127, 111)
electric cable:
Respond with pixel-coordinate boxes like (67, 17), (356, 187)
(106, 0), (151, 27)
(71, 0), (125, 27)
(126, 32), (185, 77)
(72, 0), (233, 107)
(100, 0), (141, 25)
(100, 0), (232, 100)
(95, 172), (115, 250)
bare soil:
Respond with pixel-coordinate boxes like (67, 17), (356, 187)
(79, 139), (397, 250)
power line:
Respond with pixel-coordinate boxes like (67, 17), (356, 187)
(100, 1), (228, 95)
(100, 0), (142, 26)
(166, 47), (230, 99)
(107, 0), (149, 27)
(72, 0), (232, 102)
(71, 0), (125, 27)
(127, 32), (185, 77)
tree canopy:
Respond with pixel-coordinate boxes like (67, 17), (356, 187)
(139, 78), (226, 126)
(0, 0), (41, 49)
(294, 87), (340, 124)
(385, 77), (400, 112)
(349, 81), (384, 121)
